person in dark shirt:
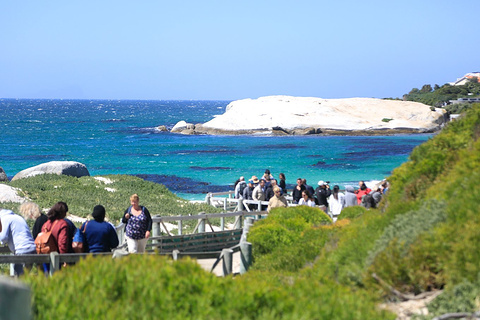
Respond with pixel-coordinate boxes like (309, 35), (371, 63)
(82, 205), (119, 253)
(292, 178), (306, 204)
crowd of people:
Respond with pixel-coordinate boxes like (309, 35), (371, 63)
(234, 169), (389, 220)
(0, 193), (153, 276)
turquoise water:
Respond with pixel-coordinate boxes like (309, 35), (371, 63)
(0, 99), (431, 200)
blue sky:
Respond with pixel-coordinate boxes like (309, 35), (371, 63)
(1, 1), (479, 100)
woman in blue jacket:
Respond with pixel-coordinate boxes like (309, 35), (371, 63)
(81, 205), (119, 253)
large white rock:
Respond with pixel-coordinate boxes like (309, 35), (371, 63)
(0, 184), (26, 203)
(11, 161), (90, 181)
(202, 96), (446, 133)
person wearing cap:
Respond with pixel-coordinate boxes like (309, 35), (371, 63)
(315, 181), (331, 213)
(234, 176), (247, 199)
(81, 205), (119, 253)
(242, 179), (256, 211)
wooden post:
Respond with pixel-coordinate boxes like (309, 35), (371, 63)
(220, 217), (225, 231)
(240, 242), (252, 274)
(152, 220), (160, 245)
(257, 201), (262, 211)
(172, 249), (180, 261)
(222, 249), (233, 276)
(238, 199), (244, 211)
(198, 212), (205, 233)
(234, 215), (242, 230)
(241, 217), (254, 242)
(49, 252), (60, 276)
(223, 198), (228, 212)
(205, 193), (211, 206)
(116, 224), (125, 247)
(177, 220), (182, 235)
(0, 276), (32, 320)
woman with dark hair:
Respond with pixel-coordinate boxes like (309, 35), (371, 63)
(81, 205), (119, 253)
(327, 185), (345, 221)
(41, 202), (69, 254)
(278, 173), (287, 194)
(298, 190), (316, 207)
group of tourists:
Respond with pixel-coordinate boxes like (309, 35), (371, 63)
(0, 193), (152, 276)
(233, 169), (389, 220)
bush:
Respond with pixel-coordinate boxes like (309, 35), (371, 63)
(3, 174), (220, 223)
(24, 254), (395, 320)
(426, 276), (480, 317)
(248, 206), (330, 257)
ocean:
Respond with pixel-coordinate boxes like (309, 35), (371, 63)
(0, 99), (431, 200)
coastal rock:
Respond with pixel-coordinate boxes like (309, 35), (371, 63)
(171, 121), (195, 133)
(0, 167), (8, 182)
(11, 161), (90, 181)
(199, 96), (447, 135)
(0, 184), (26, 203)
(155, 125), (168, 132)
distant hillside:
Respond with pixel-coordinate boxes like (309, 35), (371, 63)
(403, 76), (480, 110)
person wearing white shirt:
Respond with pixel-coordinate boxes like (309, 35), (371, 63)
(298, 190), (316, 207)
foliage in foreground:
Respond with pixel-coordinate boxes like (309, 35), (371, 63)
(1, 174), (220, 223)
(24, 255), (393, 320)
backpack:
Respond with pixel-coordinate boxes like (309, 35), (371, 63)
(238, 182), (247, 198)
(72, 221), (89, 253)
(35, 220), (59, 254)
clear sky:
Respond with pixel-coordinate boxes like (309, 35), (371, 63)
(1, 1), (479, 101)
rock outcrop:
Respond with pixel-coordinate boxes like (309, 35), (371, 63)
(0, 184), (26, 203)
(11, 161), (90, 181)
(170, 96), (447, 135)
(0, 167), (8, 182)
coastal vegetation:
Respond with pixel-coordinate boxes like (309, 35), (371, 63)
(403, 77), (480, 109)
(0, 174), (221, 223)
(13, 103), (480, 318)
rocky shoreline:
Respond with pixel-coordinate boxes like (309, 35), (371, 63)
(167, 123), (440, 136)
(165, 96), (447, 136)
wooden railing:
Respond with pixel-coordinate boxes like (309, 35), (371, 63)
(1, 213), (259, 277)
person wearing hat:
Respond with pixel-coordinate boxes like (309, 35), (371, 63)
(80, 205), (119, 253)
(315, 181), (331, 213)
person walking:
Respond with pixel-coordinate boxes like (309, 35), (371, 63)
(122, 194), (152, 253)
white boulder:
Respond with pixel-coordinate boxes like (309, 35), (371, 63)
(0, 184), (26, 203)
(11, 161), (90, 181)
(201, 96), (446, 133)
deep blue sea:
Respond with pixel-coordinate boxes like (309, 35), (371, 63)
(0, 99), (431, 200)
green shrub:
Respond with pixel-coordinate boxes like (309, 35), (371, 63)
(24, 255), (394, 320)
(248, 206), (330, 257)
(367, 200), (447, 266)
(3, 174), (220, 223)
(426, 276), (480, 317)
(337, 205), (368, 220)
